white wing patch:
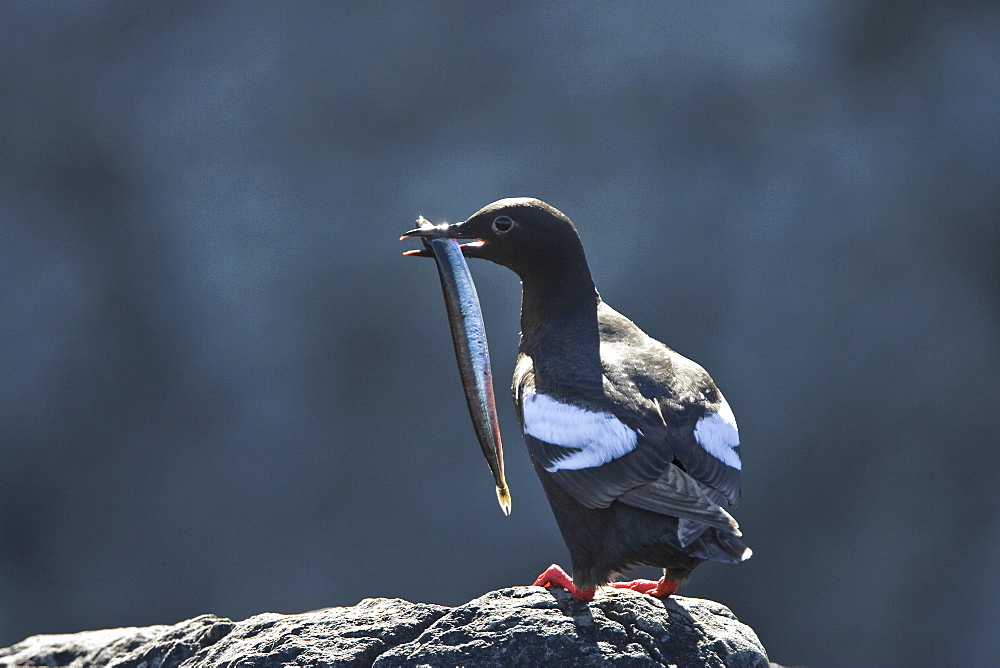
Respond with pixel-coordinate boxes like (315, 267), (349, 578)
(522, 391), (638, 472)
(693, 397), (742, 470)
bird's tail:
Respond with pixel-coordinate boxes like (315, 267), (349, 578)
(685, 526), (752, 563)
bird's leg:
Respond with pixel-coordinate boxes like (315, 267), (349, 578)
(608, 576), (679, 598)
(532, 564), (595, 602)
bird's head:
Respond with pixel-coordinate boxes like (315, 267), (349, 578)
(402, 198), (585, 279)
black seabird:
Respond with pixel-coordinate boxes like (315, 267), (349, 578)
(404, 198), (750, 600)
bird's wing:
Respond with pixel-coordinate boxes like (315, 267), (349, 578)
(512, 350), (661, 506)
(658, 392), (742, 506)
(617, 466), (740, 544)
(600, 304), (743, 506)
(514, 305), (743, 514)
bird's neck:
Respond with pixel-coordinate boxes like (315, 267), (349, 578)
(518, 265), (603, 393)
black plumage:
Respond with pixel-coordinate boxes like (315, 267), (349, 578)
(420, 198), (750, 598)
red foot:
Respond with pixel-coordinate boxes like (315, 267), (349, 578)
(608, 577), (678, 598)
(532, 564), (596, 602)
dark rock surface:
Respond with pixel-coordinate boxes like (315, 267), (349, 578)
(0, 587), (768, 667)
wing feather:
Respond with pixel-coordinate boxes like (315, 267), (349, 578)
(513, 302), (744, 524)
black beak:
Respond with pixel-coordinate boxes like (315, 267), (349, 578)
(399, 222), (455, 240)
(401, 218), (485, 257)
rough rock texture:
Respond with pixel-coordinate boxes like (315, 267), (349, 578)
(0, 587), (768, 667)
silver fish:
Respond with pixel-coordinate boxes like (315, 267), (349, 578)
(401, 220), (511, 515)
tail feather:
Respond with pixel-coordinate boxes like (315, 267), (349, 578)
(685, 527), (752, 563)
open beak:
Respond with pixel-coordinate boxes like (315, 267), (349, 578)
(401, 222), (511, 515)
(400, 218), (486, 257)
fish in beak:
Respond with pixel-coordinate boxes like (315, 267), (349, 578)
(401, 217), (511, 515)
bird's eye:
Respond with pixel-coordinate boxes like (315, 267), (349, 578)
(492, 216), (515, 234)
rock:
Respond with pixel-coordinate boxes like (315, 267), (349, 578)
(0, 587), (769, 667)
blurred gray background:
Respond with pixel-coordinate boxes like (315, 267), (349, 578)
(2, 1), (998, 665)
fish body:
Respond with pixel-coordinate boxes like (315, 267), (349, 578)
(418, 231), (511, 514)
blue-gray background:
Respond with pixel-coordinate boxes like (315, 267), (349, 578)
(2, 2), (998, 665)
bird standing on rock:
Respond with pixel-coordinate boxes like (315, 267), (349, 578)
(404, 198), (750, 601)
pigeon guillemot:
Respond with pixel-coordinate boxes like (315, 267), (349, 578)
(404, 198), (750, 600)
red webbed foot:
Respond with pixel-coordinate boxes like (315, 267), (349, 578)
(608, 577), (679, 598)
(532, 564), (595, 602)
